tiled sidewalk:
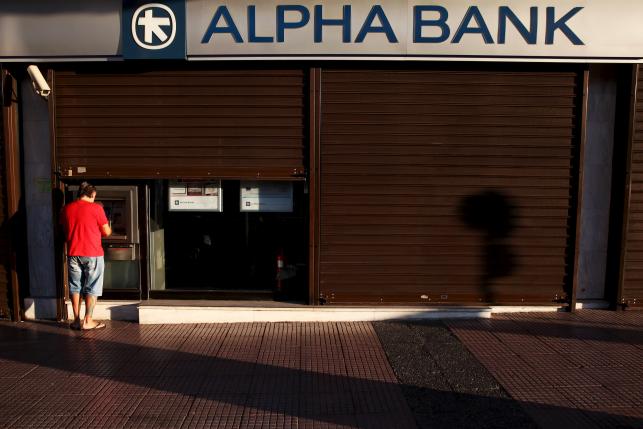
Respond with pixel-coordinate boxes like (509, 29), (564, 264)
(1, 311), (641, 429)
(446, 310), (643, 428)
(0, 321), (415, 429)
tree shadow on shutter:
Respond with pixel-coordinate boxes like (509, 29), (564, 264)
(459, 191), (518, 304)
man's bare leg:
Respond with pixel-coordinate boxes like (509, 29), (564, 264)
(70, 293), (81, 329)
(83, 294), (98, 329)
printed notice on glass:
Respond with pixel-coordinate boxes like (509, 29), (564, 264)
(169, 181), (222, 212)
(240, 181), (293, 212)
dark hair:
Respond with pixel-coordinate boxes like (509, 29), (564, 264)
(78, 181), (97, 198)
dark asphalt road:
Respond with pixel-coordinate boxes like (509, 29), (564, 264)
(374, 321), (538, 429)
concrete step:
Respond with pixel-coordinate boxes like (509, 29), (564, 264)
(138, 300), (492, 324)
(64, 299), (570, 324)
(64, 300), (139, 322)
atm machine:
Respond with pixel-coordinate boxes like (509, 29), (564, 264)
(65, 185), (141, 295)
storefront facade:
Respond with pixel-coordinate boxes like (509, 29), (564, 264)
(1, 1), (642, 320)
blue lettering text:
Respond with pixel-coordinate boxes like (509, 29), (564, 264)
(248, 6), (273, 42)
(498, 7), (537, 44)
(413, 6), (450, 43)
(355, 5), (398, 43)
(202, 6), (243, 43)
(452, 6), (494, 44)
(546, 7), (584, 45)
(314, 5), (351, 43)
(276, 5), (310, 43)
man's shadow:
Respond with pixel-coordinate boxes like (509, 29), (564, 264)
(459, 191), (518, 303)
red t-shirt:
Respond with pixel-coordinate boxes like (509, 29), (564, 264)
(61, 200), (109, 257)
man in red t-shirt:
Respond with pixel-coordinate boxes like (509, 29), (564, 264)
(61, 182), (112, 330)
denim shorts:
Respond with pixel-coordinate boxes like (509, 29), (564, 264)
(68, 256), (105, 297)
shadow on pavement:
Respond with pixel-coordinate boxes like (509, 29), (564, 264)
(374, 318), (642, 429)
(0, 320), (640, 429)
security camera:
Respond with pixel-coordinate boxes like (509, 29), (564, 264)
(27, 65), (50, 99)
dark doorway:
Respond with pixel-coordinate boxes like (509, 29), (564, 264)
(149, 180), (307, 301)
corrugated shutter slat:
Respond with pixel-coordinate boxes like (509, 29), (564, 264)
(54, 69), (305, 179)
(621, 66), (643, 306)
(0, 105), (10, 318)
(320, 69), (579, 304)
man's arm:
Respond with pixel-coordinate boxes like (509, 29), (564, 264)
(100, 223), (112, 237)
(95, 202), (112, 237)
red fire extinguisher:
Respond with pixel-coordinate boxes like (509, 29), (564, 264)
(276, 250), (285, 293)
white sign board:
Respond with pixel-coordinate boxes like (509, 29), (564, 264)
(187, 0), (643, 62)
(241, 181), (293, 212)
(169, 181), (222, 212)
(1, 0), (643, 62)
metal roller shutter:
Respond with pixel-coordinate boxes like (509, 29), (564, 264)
(53, 68), (305, 180)
(0, 105), (10, 318)
(620, 65), (643, 307)
(319, 68), (581, 305)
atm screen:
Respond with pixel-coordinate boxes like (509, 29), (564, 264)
(101, 198), (128, 238)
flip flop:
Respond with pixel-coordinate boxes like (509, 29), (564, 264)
(69, 321), (81, 330)
(82, 322), (106, 331)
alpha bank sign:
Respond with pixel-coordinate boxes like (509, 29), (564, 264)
(121, 0), (643, 61)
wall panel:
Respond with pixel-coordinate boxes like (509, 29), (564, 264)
(319, 68), (581, 304)
(54, 69), (306, 179)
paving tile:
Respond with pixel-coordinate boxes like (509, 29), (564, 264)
(117, 360), (168, 377)
(131, 393), (194, 417)
(560, 349), (625, 368)
(300, 373), (354, 393)
(355, 412), (417, 429)
(0, 393), (44, 418)
(7, 414), (70, 429)
(82, 394), (146, 416)
(249, 374), (300, 394)
(199, 375), (254, 395)
(560, 385), (639, 409)
(22, 366), (73, 379)
(520, 402), (602, 429)
(240, 411), (298, 429)
(29, 393), (97, 416)
(583, 409), (643, 429)
(148, 375), (203, 395)
(124, 413), (187, 429)
(519, 352), (581, 370)
(98, 376), (153, 396)
(299, 393), (355, 416)
(447, 310), (643, 429)
(160, 358), (211, 377)
(0, 359), (38, 378)
(351, 387), (411, 414)
(181, 413), (245, 429)
(582, 366), (642, 387)
(297, 415), (359, 429)
(0, 377), (22, 394)
(209, 358), (257, 375)
(604, 384), (643, 406)
(189, 394), (247, 416)
(244, 394), (300, 416)
(67, 414), (129, 429)
(52, 374), (109, 394)
(506, 386), (575, 406)
(536, 367), (602, 388)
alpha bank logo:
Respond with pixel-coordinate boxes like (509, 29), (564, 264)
(132, 4), (177, 50)
(123, 0), (186, 59)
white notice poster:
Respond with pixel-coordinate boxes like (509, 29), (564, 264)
(240, 181), (293, 212)
(169, 181), (222, 212)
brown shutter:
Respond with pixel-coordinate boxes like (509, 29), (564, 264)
(319, 68), (581, 304)
(53, 69), (305, 179)
(620, 65), (643, 307)
(0, 102), (10, 318)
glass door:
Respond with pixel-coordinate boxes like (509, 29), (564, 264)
(148, 180), (307, 300)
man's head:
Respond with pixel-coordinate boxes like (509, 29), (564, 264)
(78, 181), (97, 202)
